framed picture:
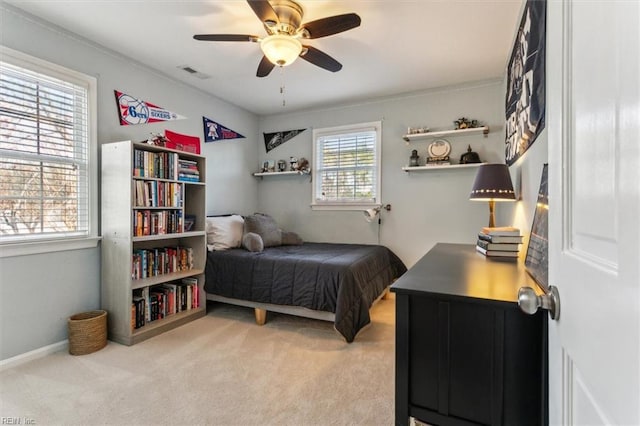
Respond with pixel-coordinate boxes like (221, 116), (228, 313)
(505, 0), (546, 166)
(184, 215), (196, 232)
(525, 163), (549, 290)
(261, 160), (275, 172)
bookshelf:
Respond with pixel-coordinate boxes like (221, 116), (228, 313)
(101, 140), (207, 345)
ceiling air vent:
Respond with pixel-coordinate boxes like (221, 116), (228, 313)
(177, 65), (211, 80)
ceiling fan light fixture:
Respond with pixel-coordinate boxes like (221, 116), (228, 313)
(260, 34), (302, 67)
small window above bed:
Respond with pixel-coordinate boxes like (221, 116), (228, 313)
(311, 121), (382, 211)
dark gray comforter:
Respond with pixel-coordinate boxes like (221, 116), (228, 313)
(205, 242), (407, 342)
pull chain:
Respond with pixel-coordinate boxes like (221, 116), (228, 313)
(279, 66), (286, 107)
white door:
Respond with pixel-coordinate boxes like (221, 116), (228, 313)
(547, 0), (640, 424)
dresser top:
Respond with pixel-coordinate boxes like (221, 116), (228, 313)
(391, 243), (542, 304)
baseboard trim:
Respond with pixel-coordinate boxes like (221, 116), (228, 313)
(0, 340), (68, 372)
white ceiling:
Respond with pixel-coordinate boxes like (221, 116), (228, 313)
(5, 0), (524, 116)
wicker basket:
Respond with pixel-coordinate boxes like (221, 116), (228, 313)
(68, 310), (107, 355)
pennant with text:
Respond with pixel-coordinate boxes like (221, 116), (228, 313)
(114, 90), (186, 126)
(263, 128), (306, 152)
(203, 117), (245, 142)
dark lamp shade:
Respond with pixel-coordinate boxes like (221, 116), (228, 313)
(469, 163), (516, 201)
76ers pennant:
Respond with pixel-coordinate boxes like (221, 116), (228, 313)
(115, 90), (186, 126)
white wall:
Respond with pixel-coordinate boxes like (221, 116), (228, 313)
(504, 129), (548, 253)
(257, 81), (508, 267)
(0, 5), (258, 360)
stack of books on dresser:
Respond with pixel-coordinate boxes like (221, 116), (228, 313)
(476, 226), (523, 260)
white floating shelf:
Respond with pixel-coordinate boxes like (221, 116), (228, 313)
(253, 171), (310, 177)
(402, 163), (485, 172)
(402, 126), (490, 142)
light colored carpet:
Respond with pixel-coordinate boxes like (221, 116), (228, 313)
(0, 294), (396, 425)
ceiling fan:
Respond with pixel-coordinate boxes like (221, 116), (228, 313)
(193, 0), (361, 77)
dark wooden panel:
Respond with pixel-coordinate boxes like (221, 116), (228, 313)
(409, 296), (439, 411)
(411, 406), (484, 426)
(448, 302), (494, 424)
(492, 310), (505, 426)
(502, 308), (545, 426)
(395, 294), (410, 426)
(437, 302), (450, 416)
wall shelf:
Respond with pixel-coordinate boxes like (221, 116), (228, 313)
(402, 126), (490, 142)
(253, 170), (310, 178)
(402, 163), (484, 172)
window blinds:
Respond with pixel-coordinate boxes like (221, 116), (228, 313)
(0, 60), (90, 240)
(315, 129), (377, 203)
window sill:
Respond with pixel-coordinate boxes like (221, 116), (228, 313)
(310, 203), (380, 211)
(0, 236), (102, 258)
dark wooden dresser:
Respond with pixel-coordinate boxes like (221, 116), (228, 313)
(391, 243), (547, 426)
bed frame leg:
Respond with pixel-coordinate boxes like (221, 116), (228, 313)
(382, 288), (390, 300)
(254, 308), (267, 325)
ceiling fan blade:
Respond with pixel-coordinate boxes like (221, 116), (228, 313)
(247, 0), (280, 25)
(301, 13), (361, 39)
(300, 46), (342, 72)
(194, 34), (259, 42)
(257, 56), (276, 77)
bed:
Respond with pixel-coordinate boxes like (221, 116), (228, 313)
(204, 242), (406, 342)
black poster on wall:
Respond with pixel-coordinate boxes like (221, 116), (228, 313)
(505, 0), (546, 166)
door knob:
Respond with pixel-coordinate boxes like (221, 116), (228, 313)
(518, 285), (560, 320)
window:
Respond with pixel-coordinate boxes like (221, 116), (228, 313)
(0, 47), (98, 256)
(312, 121), (382, 210)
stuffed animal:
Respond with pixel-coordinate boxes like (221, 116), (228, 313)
(297, 157), (310, 172)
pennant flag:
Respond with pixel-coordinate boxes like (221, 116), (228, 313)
(114, 90), (186, 126)
(263, 128), (306, 152)
(203, 117), (245, 142)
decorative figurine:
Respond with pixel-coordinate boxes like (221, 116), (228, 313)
(454, 117), (479, 130)
(407, 126), (430, 135)
(297, 157), (310, 173)
(289, 156), (298, 171)
(409, 149), (420, 166)
(145, 132), (169, 147)
(459, 145), (481, 164)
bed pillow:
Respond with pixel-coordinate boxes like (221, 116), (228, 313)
(206, 215), (244, 251)
(281, 230), (303, 246)
(242, 232), (264, 252)
(243, 213), (282, 247)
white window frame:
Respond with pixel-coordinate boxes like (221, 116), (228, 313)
(0, 46), (99, 258)
(311, 121), (382, 211)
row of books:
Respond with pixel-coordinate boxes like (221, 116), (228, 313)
(133, 149), (180, 180)
(131, 278), (200, 330)
(178, 159), (200, 182)
(131, 246), (194, 280)
(133, 180), (183, 208)
(476, 226), (523, 260)
(133, 209), (183, 237)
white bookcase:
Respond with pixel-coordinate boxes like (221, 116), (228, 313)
(101, 140), (207, 345)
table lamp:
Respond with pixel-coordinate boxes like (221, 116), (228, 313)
(469, 163), (516, 227)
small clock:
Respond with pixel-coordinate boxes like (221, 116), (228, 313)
(428, 139), (451, 158)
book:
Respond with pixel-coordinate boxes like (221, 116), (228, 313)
(476, 245), (519, 257)
(477, 233), (524, 244)
(476, 239), (520, 252)
(481, 226), (521, 237)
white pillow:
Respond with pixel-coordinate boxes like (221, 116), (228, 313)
(206, 215), (244, 251)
